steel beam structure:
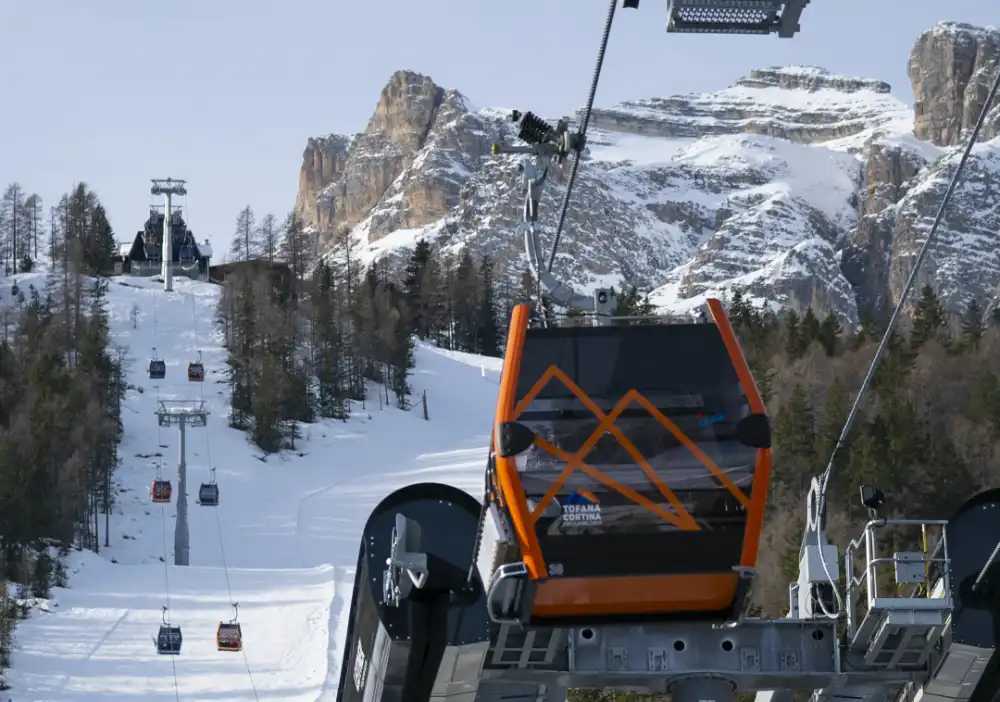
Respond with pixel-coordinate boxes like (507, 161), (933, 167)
(156, 400), (207, 566)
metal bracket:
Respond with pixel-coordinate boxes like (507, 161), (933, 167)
(382, 513), (429, 607)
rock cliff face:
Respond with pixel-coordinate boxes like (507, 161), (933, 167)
(293, 71), (498, 254)
(841, 22), (1000, 320)
(588, 66), (900, 145)
(294, 135), (350, 229)
(294, 23), (1000, 323)
(842, 141), (931, 318)
(910, 23), (1000, 147)
(887, 143), (1000, 313)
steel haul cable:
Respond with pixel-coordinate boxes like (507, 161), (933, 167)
(546, 0), (619, 273)
(206, 418), (261, 701)
(171, 658), (180, 702)
(154, 291), (180, 699)
(159, 465), (181, 700)
(188, 292), (204, 402)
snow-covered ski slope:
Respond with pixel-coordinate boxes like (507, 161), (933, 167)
(4, 273), (501, 700)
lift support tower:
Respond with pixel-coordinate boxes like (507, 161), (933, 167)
(156, 400), (208, 566)
(150, 178), (187, 292)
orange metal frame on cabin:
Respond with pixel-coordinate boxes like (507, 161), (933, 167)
(491, 301), (773, 618)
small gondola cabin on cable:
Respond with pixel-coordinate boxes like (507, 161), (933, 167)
(198, 482), (219, 506)
(157, 624), (182, 655)
(151, 480), (172, 504)
(479, 300), (772, 623)
(188, 361), (205, 382)
(149, 359), (166, 380)
(217, 622), (242, 652)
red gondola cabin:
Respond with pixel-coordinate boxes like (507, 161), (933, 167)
(151, 480), (172, 503)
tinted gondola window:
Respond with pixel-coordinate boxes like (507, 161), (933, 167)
(513, 324), (758, 578)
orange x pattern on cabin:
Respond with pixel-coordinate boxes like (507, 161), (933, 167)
(512, 364), (752, 531)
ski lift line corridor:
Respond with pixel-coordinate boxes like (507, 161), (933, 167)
(149, 373), (259, 696)
(157, 452), (183, 702)
(204, 401), (259, 697)
(6, 271), (493, 699)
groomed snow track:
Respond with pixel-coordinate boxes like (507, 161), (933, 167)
(2, 272), (501, 700)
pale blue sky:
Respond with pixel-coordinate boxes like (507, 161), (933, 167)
(1, 1), (996, 259)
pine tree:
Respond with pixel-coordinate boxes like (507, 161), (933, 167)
(258, 213), (279, 263)
(451, 251), (480, 352)
(403, 240), (433, 338)
(1, 183), (26, 274)
(814, 377), (850, 477)
(873, 332), (913, 400)
(728, 289), (757, 331)
(84, 204), (116, 274)
(280, 211), (312, 293)
(960, 298), (985, 351)
(852, 315), (879, 351)
(910, 284), (947, 350)
(784, 310), (805, 360)
(230, 206), (257, 262)
(24, 193), (42, 262)
(800, 308), (821, 348)
(312, 261), (349, 419)
(773, 384), (817, 492)
(477, 255), (500, 356)
(422, 256), (448, 346)
(817, 312), (843, 357)
(49, 200), (66, 263)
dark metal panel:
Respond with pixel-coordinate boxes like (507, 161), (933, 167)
(337, 484), (491, 702)
(948, 490), (1000, 648)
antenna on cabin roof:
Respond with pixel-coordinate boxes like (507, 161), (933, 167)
(150, 178), (187, 292)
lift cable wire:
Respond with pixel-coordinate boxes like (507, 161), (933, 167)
(189, 292), (204, 402)
(159, 465), (181, 700)
(205, 424), (261, 701)
(809, 63), (1000, 615)
(155, 386), (165, 474)
(171, 658), (181, 702)
(546, 0), (619, 273)
(160, 486), (171, 612)
(157, 380), (176, 699)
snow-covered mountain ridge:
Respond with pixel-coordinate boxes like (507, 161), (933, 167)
(295, 22), (1000, 323)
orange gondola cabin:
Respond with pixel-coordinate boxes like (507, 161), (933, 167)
(480, 300), (772, 623)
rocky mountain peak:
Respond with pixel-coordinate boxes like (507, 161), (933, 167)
(587, 65), (907, 146)
(366, 70), (445, 151)
(735, 66), (892, 94)
(293, 70), (498, 249)
(292, 22), (1000, 326)
(910, 21), (1000, 146)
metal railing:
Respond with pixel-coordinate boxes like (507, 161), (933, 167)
(844, 518), (951, 642)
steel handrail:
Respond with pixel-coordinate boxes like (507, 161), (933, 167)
(844, 519), (951, 639)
